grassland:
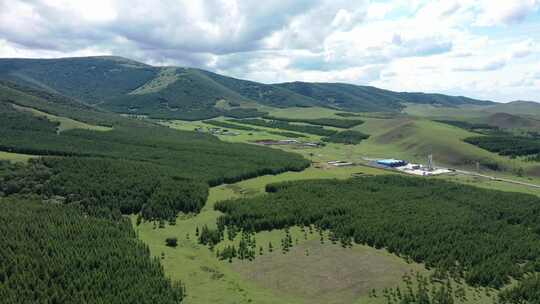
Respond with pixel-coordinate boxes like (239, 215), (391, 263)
(402, 103), (485, 119)
(130, 67), (179, 95)
(0, 151), (37, 162)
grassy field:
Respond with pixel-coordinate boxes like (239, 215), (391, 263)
(12, 104), (113, 132)
(402, 103), (486, 119)
(231, 241), (425, 304)
(263, 106), (342, 119)
(0, 151), (37, 162)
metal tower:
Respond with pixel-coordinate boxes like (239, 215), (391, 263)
(427, 154), (433, 171)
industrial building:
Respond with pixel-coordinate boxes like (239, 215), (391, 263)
(376, 159), (407, 167)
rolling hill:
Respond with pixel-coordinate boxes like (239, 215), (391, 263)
(483, 100), (540, 117)
(0, 56), (495, 120)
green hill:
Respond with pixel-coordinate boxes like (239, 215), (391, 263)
(0, 56), (157, 104)
(276, 82), (492, 112)
(0, 56), (495, 120)
(484, 100), (540, 117)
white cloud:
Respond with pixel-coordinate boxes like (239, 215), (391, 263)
(454, 58), (507, 72)
(510, 39), (536, 58)
(0, 0), (539, 102)
(475, 0), (540, 26)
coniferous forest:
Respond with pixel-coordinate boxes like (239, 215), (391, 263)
(0, 196), (185, 303)
(0, 84), (311, 303)
(228, 118), (338, 136)
(465, 135), (540, 159)
(322, 130), (370, 144)
(0, 99), (310, 220)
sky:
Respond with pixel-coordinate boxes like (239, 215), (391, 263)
(0, 0), (539, 102)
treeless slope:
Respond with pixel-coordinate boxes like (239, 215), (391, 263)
(485, 112), (540, 130)
(361, 117), (509, 169)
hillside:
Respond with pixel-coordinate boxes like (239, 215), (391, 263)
(0, 56), (495, 120)
(484, 100), (540, 117)
(0, 56), (157, 104)
(276, 82), (492, 112)
(485, 112), (540, 130)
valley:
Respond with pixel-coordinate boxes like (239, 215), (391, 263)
(1, 56), (539, 304)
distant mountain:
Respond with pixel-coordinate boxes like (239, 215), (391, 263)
(0, 56), (494, 120)
(275, 82), (492, 112)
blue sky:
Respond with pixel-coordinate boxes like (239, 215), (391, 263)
(0, 0), (539, 102)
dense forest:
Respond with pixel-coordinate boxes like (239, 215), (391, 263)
(465, 135), (540, 159)
(435, 120), (499, 133)
(215, 176), (540, 289)
(229, 118), (337, 136)
(0, 196), (184, 303)
(0, 93), (309, 221)
(3, 157), (207, 220)
(262, 115), (365, 128)
(322, 130), (370, 144)
(0, 83), (314, 304)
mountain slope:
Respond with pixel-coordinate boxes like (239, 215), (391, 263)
(0, 56), (157, 104)
(484, 101), (540, 117)
(0, 56), (495, 119)
(198, 70), (322, 107)
(276, 82), (492, 112)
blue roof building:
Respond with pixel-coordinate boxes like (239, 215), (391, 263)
(376, 159), (407, 167)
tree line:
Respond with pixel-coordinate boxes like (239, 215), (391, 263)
(465, 135), (540, 159)
(228, 118), (337, 136)
(322, 130), (370, 144)
(262, 115), (365, 128)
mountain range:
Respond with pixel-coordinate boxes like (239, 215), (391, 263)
(0, 56), (498, 120)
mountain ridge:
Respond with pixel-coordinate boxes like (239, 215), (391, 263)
(0, 56), (496, 120)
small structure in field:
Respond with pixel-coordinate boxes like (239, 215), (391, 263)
(279, 139), (300, 144)
(255, 139), (321, 148)
(328, 160), (354, 167)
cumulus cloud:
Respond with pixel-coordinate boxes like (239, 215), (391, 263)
(510, 39), (536, 58)
(475, 0), (540, 26)
(454, 58), (507, 72)
(0, 0), (539, 101)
